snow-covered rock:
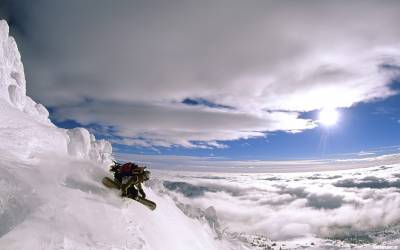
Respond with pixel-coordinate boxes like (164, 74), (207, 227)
(67, 128), (112, 165)
(0, 20), (112, 164)
(0, 20), (50, 124)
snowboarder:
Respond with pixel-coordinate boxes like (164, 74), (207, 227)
(109, 161), (150, 200)
(103, 161), (156, 210)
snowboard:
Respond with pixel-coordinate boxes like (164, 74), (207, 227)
(102, 177), (157, 211)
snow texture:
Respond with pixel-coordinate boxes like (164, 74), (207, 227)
(0, 20), (234, 250)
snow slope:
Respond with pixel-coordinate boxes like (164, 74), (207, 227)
(0, 20), (232, 250)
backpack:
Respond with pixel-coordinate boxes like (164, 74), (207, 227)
(120, 162), (146, 176)
(120, 162), (136, 173)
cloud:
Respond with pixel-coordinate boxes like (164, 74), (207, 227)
(152, 163), (400, 243)
(334, 176), (400, 189)
(305, 193), (344, 209)
(277, 186), (308, 198)
(3, 0), (400, 147)
(306, 174), (342, 180)
(117, 152), (400, 173)
(357, 151), (375, 156)
(163, 181), (211, 198)
(53, 101), (315, 148)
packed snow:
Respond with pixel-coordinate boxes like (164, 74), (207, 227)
(1, 19), (400, 250)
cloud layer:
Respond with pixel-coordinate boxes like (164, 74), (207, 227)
(117, 152), (400, 172)
(53, 101), (315, 148)
(153, 163), (400, 246)
(4, 0), (400, 147)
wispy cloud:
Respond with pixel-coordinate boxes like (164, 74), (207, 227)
(117, 151), (400, 173)
(357, 151), (375, 156)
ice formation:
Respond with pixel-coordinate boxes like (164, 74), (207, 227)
(0, 20), (112, 164)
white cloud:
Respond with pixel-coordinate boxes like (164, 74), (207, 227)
(116, 152), (400, 173)
(9, 0), (400, 147)
(152, 163), (400, 244)
(357, 151), (375, 156)
(53, 101), (315, 148)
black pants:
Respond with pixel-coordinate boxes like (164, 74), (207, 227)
(114, 172), (123, 184)
(127, 186), (139, 199)
(114, 173), (141, 199)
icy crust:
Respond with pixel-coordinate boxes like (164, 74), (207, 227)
(0, 20), (112, 165)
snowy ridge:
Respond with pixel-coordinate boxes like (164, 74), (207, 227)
(0, 20), (234, 250)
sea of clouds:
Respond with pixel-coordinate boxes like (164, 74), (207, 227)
(150, 164), (400, 246)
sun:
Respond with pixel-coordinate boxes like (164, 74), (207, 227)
(318, 108), (339, 126)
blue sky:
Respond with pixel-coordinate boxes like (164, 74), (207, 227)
(51, 80), (400, 161)
(3, 0), (400, 166)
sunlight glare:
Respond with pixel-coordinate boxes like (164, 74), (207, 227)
(318, 108), (339, 126)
